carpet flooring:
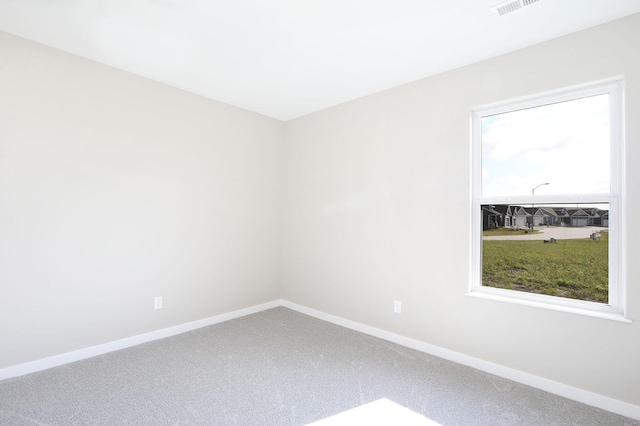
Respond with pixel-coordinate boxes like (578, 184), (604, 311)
(0, 307), (637, 425)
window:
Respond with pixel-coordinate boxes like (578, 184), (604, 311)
(470, 80), (627, 320)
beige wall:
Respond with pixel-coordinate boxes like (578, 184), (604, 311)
(0, 31), (284, 368)
(281, 14), (640, 405)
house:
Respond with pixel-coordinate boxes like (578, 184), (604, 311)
(1, 5), (638, 423)
(503, 205), (532, 228)
(553, 207), (572, 226)
(490, 205), (609, 229)
(534, 207), (559, 226)
(482, 205), (509, 230)
(567, 209), (590, 227)
(586, 208), (606, 226)
(565, 208), (607, 227)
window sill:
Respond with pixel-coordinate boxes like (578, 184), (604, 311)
(466, 289), (632, 323)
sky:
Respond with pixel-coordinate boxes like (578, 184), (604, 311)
(481, 94), (610, 197)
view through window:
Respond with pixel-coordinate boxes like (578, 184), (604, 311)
(481, 202), (609, 303)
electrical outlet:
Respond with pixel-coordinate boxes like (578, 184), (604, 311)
(394, 300), (401, 314)
(154, 296), (163, 310)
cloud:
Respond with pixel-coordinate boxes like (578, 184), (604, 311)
(481, 94), (610, 196)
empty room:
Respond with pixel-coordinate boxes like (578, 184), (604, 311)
(1, 0), (639, 424)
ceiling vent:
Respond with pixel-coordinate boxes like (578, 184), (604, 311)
(491, 0), (541, 16)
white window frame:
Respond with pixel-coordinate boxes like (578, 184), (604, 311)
(469, 79), (628, 322)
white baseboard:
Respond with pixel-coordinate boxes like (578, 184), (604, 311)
(0, 300), (281, 382)
(3, 299), (638, 421)
(281, 300), (640, 421)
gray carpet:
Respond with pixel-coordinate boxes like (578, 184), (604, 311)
(0, 307), (637, 425)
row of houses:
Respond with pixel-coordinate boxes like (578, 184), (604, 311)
(482, 205), (609, 230)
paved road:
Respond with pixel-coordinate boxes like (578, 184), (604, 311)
(483, 226), (608, 241)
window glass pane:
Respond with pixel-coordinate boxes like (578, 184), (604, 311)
(481, 95), (610, 197)
(481, 203), (609, 303)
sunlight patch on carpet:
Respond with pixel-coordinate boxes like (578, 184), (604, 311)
(307, 398), (442, 425)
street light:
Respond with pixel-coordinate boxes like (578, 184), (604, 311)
(531, 183), (549, 229)
(532, 182), (549, 196)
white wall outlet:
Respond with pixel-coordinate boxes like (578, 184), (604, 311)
(154, 296), (163, 310)
(394, 300), (401, 314)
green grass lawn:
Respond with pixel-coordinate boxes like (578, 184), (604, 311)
(482, 232), (608, 303)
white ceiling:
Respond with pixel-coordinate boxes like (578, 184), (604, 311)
(1, 0), (639, 121)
